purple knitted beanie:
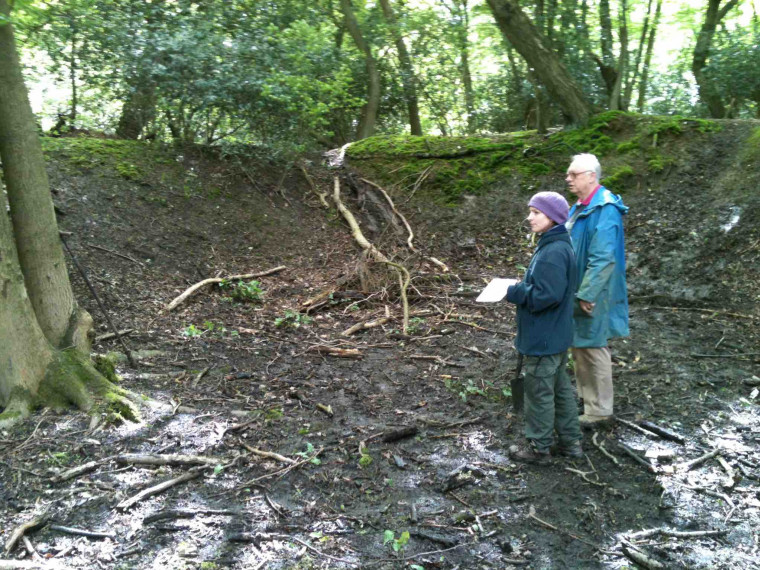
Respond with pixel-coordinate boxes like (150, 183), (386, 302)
(528, 191), (570, 225)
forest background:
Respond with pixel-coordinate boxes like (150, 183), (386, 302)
(11, 0), (760, 149)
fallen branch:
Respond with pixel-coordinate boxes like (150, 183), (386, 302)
(298, 162), (329, 208)
(86, 243), (144, 266)
(618, 443), (657, 473)
(116, 453), (220, 467)
(239, 441), (296, 465)
(616, 418), (661, 440)
(342, 316), (392, 336)
(144, 508), (238, 524)
(190, 366), (211, 388)
(49, 460), (105, 484)
(717, 456), (736, 489)
(637, 421), (686, 445)
(0, 561), (69, 569)
(381, 260), (410, 333)
(307, 346), (363, 359)
(4, 513), (49, 555)
(620, 540), (665, 569)
(592, 433), (619, 466)
(117, 468), (204, 511)
(625, 528), (728, 541)
(48, 525), (115, 539)
(94, 329), (134, 343)
(676, 448), (720, 472)
(165, 266), (286, 312)
(381, 426), (418, 443)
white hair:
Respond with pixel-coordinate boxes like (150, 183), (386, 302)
(571, 153), (602, 180)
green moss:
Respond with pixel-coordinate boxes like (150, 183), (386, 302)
(742, 126), (760, 161)
(647, 153), (675, 173)
(347, 134), (522, 159)
(93, 353), (121, 383)
(116, 162), (141, 180)
(604, 165), (635, 189)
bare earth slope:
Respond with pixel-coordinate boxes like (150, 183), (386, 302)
(1, 116), (759, 569)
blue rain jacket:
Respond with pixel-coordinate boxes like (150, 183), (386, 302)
(567, 186), (629, 348)
(506, 224), (577, 356)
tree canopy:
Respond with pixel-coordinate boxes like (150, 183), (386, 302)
(10, 0), (760, 149)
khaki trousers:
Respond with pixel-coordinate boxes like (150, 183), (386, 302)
(572, 346), (613, 417)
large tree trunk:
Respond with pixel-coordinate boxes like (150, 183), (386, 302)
(452, 0), (476, 133)
(378, 0), (422, 136)
(0, 0), (134, 426)
(637, 0), (662, 112)
(0, 1), (89, 351)
(486, 0), (591, 126)
(340, 0), (381, 139)
(692, 0), (740, 118)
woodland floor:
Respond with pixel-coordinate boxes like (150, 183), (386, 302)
(1, 126), (759, 570)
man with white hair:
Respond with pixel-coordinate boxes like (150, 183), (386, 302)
(565, 153), (629, 427)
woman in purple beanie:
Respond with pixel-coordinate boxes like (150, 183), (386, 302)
(505, 191), (583, 464)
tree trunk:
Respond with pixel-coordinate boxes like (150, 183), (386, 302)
(116, 82), (157, 139)
(378, 0), (422, 135)
(0, 0), (134, 427)
(69, 20), (78, 126)
(455, 0), (476, 133)
(340, 0), (381, 139)
(610, 0), (628, 110)
(637, 0), (662, 112)
(599, 0), (615, 67)
(624, 0), (652, 110)
(692, 0), (740, 118)
(486, 0), (591, 126)
(0, 1), (88, 351)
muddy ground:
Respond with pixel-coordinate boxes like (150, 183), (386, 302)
(1, 121), (759, 569)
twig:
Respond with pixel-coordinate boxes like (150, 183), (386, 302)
(616, 418), (661, 439)
(342, 316), (392, 336)
(94, 329), (134, 343)
(618, 443), (657, 473)
(238, 441), (296, 465)
(86, 243), (144, 266)
(637, 421), (686, 444)
(60, 234), (136, 367)
(165, 266), (286, 312)
(565, 467), (606, 487)
(49, 460), (105, 483)
(677, 448), (720, 472)
(641, 305), (759, 321)
(48, 525), (115, 539)
(592, 432), (619, 466)
(117, 468), (204, 510)
(625, 528), (728, 540)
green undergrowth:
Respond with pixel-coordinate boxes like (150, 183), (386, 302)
(348, 112), (726, 203)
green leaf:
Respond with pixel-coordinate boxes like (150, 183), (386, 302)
(213, 464), (224, 475)
(383, 530), (395, 545)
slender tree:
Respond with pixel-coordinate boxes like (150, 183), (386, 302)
(624, 0), (653, 110)
(340, 0), (381, 139)
(637, 0), (662, 112)
(379, 0), (422, 135)
(692, 0), (740, 118)
(486, 0), (591, 126)
(609, 0), (629, 110)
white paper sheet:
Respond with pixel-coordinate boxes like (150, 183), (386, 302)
(475, 278), (518, 303)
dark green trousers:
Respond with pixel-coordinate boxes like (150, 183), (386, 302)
(523, 352), (582, 452)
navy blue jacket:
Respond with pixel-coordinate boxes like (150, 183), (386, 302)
(506, 224), (577, 356)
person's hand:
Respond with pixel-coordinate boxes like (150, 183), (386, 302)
(579, 300), (595, 315)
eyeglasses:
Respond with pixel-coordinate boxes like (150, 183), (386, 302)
(566, 170), (592, 179)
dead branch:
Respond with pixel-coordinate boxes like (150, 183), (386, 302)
(0, 561), (69, 569)
(165, 266), (286, 312)
(677, 448), (721, 472)
(618, 443), (657, 473)
(117, 468), (204, 511)
(381, 260), (410, 333)
(238, 447), (324, 488)
(637, 420), (686, 444)
(592, 432), (620, 466)
(621, 540), (665, 569)
(616, 418), (661, 439)
(316, 404), (334, 417)
(94, 329), (134, 343)
(48, 525), (115, 539)
(115, 453), (220, 467)
(717, 456), (737, 489)
(639, 305), (759, 321)
(86, 243), (144, 267)
(238, 441), (296, 465)
(49, 460), (105, 483)
(342, 316), (392, 336)
(4, 513), (49, 555)
(307, 346), (363, 359)
(332, 176), (389, 263)
(299, 162), (329, 208)
(565, 467), (606, 487)
(360, 177), (417, 251)
(144, 508), (238, 524)
(626, 528), (728, 540)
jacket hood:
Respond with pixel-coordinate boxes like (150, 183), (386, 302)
(578, 187), (628, 216)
